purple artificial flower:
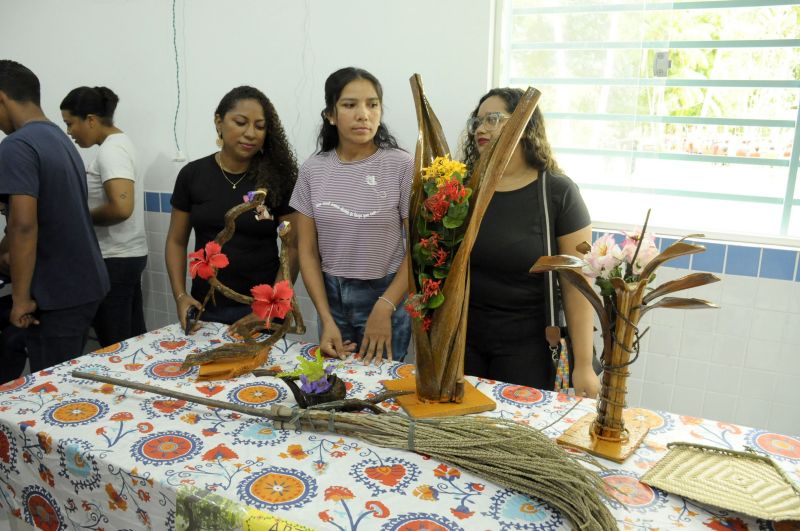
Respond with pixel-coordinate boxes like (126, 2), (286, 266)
(242, 191), (258, 203)
(324, 364), (335, 375)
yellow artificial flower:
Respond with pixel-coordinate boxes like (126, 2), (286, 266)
(421, 156), (467, 187)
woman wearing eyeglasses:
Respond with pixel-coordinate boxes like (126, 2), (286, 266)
(461, 87), (599, 398)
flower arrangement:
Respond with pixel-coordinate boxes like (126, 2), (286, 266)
(531, 210), (719, 460)
(277, 351), (336, 395)
(179, 189), (305, 381)
(582, 231), (660, 297)
(187, 233), (294, 330)
(405, 156), (472, 331)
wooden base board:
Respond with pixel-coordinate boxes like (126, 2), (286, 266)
(556, 410), (650, 463)
(382, 377), (496, 418)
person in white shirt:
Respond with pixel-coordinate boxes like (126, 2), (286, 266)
(60, 86), (148, 346)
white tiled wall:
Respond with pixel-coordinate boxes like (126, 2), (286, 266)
(625, 266), (800, 436)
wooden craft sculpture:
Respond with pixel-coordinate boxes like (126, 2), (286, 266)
(405, 75), (542, 404)
(531, 214), (720, 462)
(179, 189), (305, 380)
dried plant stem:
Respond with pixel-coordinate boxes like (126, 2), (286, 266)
(72, 370), (615, 530)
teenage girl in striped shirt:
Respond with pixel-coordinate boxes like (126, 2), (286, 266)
(290, 67), (412, 365)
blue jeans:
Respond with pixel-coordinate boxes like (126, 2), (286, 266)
(93, 256), (148, 346)
(322, 272), (411, 362)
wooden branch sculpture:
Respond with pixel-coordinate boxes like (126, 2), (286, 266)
(408, 75), (542, 402)
(179, 189), (305, 380)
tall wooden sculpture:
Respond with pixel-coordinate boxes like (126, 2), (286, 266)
(385, 75), (542, 413)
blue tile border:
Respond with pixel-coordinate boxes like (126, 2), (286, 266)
(760, 248), (798, 281)
(659, 238), (691, 269)
(725, 245), (760, 277)
(689, 241), (725, 274)
(159, 192), (173, 214)
(144, 192), (160, 213)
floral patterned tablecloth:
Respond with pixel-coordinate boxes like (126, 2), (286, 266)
(0, 322), (798, 530)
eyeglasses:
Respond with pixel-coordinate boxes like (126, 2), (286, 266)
(467, 112), (510, 134)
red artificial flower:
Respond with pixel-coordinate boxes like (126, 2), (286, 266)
(440, 179), (468, 202)
(422, 316), (432, 331)
(188, 241), (229, 280)
(421, 278), (441, 303)
(404, 298), (422, 319)
(432, 248), (448, 267)
(424, 192), (450, 221)
(419, 233), (440, 250)
(250, 280), (293, 323)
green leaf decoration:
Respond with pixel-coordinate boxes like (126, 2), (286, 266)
(277, 351), (326, 381)
(433, 267), (449, 279)
(427, 292), (445, 309)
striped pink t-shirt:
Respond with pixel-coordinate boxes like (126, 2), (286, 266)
(290, 148), (413, 280)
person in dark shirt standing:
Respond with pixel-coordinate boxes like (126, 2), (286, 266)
(461, 87), (599, 398)
(166, 86), (298, 331)
(0, 60), (110, 374)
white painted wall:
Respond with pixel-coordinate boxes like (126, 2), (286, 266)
(2, 1), (797, 436)
(1, 0), (494, 332)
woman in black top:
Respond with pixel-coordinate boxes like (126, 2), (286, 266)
(166, 86), (298, 330)
(462, 88), (600, 398)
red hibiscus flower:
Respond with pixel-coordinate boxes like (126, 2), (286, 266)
(250, 280), (293, 323)
(188, 241), (229, 280)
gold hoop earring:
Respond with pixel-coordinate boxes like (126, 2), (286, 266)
(216, 134), (223, 148)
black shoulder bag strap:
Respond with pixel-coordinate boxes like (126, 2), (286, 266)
(536, 171), (562, 362)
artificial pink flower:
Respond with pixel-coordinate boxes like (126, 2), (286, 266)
(582, 233), (623, 279)
(621, 232), (658, 275)
(188, 241), (229, 280)
(250, 280), (293, 323)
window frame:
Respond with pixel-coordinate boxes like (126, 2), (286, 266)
(495, 0), (800, 246)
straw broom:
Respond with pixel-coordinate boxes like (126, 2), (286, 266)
(72, 370), (615, 530)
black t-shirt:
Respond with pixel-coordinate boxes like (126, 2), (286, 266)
(171, 154), (294, 307)
(468, 172), (590, 342)
(0, 121), (109, 310)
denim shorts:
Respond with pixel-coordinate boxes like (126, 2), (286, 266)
(321, 271), (411, 362)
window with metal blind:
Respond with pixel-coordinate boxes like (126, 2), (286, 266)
(496, 0), (800, 242)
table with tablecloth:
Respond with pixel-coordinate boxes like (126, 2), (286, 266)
(0, 322), (797, 530)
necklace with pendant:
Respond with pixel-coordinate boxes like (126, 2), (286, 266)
(216, 153), (248, 190)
